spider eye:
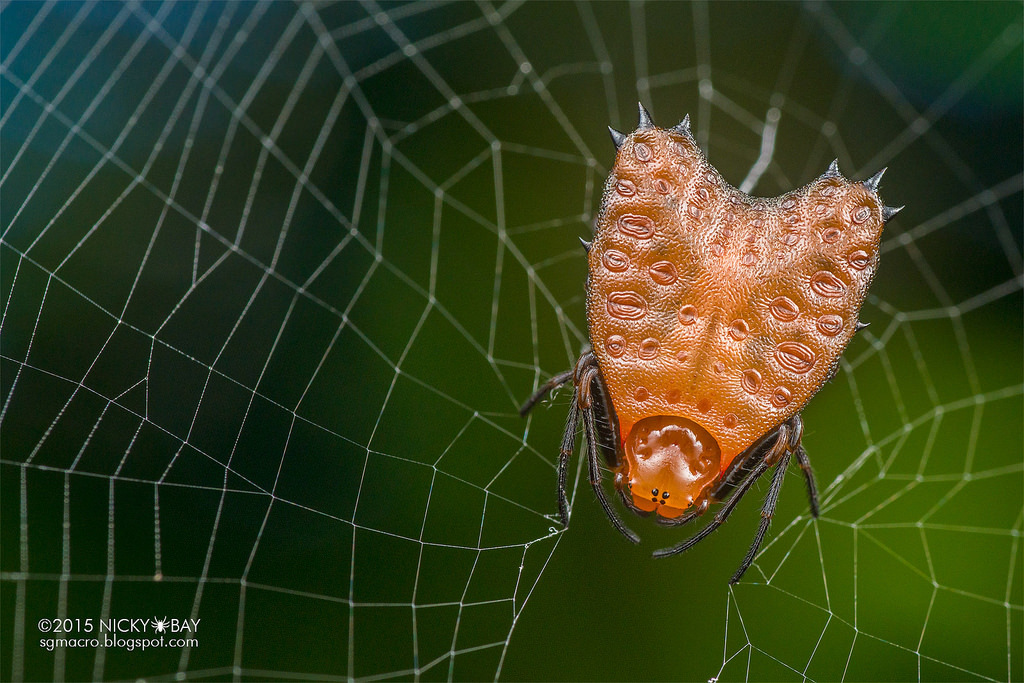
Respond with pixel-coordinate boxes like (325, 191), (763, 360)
(662, 491), (670, 499)
(651, 488), (659, 496)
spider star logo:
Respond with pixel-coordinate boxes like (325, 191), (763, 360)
(152, 617), (170, 634)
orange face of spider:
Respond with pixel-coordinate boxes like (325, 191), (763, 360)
(622, 415), (721, 518)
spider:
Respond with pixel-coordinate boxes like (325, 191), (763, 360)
(521, 104), (900, 583)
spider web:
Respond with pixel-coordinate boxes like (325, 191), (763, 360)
(1, 2), (1021, 681)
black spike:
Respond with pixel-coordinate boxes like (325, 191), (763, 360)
(608, 126), (627, 149)
(863, 167), (886, 192)
(855, 321), (870, 333)
(882, 205), (904, 222)
(671, 114), (692, 137)
(824, 159), (841, 178)
(579, 237), (592, 253)
(637, 102), (654, 130)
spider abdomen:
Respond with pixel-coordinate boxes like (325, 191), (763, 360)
(587, 121), (887, 471)
(521, 105), (898, 577)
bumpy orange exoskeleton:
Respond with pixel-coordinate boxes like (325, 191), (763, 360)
(521, 103), (901, 583)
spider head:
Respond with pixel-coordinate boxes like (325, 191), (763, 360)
(622, 415), (721, 517)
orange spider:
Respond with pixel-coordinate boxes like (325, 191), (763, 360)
(521, 103), (901, 583)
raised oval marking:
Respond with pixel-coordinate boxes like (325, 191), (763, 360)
(728, 319), (749, 341)
(741, 369), (762, 394)
(771, 386), (792, 407)
(607, 292), (648, 320)
(602, 249), (629, 272)
(775, 342), (817, 374)
(848, 250), (871, 270)
(638, 338), (660, 360)
(817, 314), (844, 336)
(605, 335), (626, 357)
(678, 305), (698, 325)
(618, 214), (656, 239)
(852, 205), (872, 223)
(649, 261), (678, 285)
(769, 296), (800, 322)
(810, 270), (846, 297)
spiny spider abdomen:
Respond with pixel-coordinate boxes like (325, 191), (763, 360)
(523, 103), (901, 582)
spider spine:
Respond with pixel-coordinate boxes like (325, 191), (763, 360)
(882, 205), (904, 221)
(670, 114), (692, 137)
(636, 101), (655, 130)
(823, 159), (842, 178)
(579, 237), (592, 252)
(863, 167), (887, 192)
(608, 126), (627, 149)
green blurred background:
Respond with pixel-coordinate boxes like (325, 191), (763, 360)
(1, 2), (1021, 681)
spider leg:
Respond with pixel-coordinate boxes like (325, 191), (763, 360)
(582, 398), (641, 544)
(783, 414), (819, 518)
(793, 444), (819, 518)
(547, 351), (639, 543)
(555, 394), (580, 527)
(729, 450), (793, 584)
(519, 368), (575, 416)
(653, 423), (792, 559)
(651, 455), (772, 559)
